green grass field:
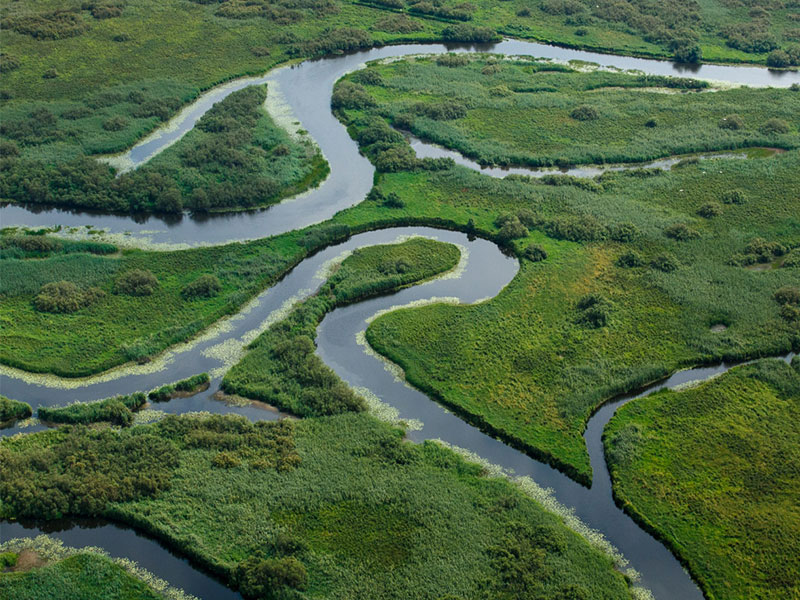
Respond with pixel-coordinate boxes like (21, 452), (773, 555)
(604, 358), (800, 600)
(342, 55), (800, 168)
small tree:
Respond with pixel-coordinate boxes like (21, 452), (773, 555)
(523, 244), (547, 262)
(697, 202), (723, 218)
(182, 274), (222, 299)
(570, 105), (599, 121)
(718, 114), (744, 130)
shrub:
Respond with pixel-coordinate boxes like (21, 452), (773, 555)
(182, 274), (222, 299)
(38, 393), (145, 427)
(697, 202), (723, 218)
(609, 222), (639, 242)
(576, 294), (612, 328)
(34, 281), (104, 314)
(650, 254), (679, 272)
(250, 46), (270, 57)
(522, 245), (547, 262)
(767, 50), (792, 68)
(436, 53), (470, 68)
(2, 10), (87, 40)
(645, 118), (657, 128)
(412, 101), (467, 120)
(42, 68), (59, 79)
(774, 286), (800, 306)
(744, 237), (786, 261)
(212, 451), (242, 468)
(664, 223), (699, 241)
(616, 250), (644, 268)
(235, 556), (308, 599)
(441, 23), (498, 43)
(718, 114), (744, 130)
(351, 69), (384, 86)
(497, 217), (529, 242)
(674, 43), (702, 63)
(0, 53), (21, 73)
(760, 118), (790, 134)
(570, 105), (599, 121)
(721, 189), (746, 204)
(115, 269), (158, 296)
(149, 373), (210, 401)
(782, 249), (800, 268)
(331, 82), (375, 110)
(102, 116), (127, 131)
(383, 192), (405, 209)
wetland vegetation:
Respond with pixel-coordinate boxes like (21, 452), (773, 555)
(604, 358), (800, 600)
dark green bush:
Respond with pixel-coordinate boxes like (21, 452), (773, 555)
(383, 192), (405, 209)
(760, 118), (790, 134)
(609, 222), (639, 242)
(721, 189), (746, 204)
(718, 114), (744, 130)
(235, 556), (308, 599)
(115, 269), (158, 296)
(650, 254), (679, 272)
(441, 23), (498, 43)
(149, 373), (210, 401)
(182, 274), (222, 299)
(331, 81), (375, 110)
(664, 223), (699, 241)
(616, 250), (645, 268)
(697, 202), (723, 218)
(570, 105), (599, 121)
(774, 286), (800, 306)
(0, 53), (21, 73)
(576, 294), (613, 328)
(38, 393), (146, 426)
(782, 249), (800, 268)
(497, 217), (529, 242)
(102, 116), (127, 131)
(523, 245), (548, 262)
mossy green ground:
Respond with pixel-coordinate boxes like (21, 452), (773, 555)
(349, 55), (800, 167)
(604, 358), (800, 600)
(0, 553), (164, 600)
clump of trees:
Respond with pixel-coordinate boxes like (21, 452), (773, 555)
(34, 281), (105, 314)
(760, 118), (790, 134)
(650, 253), (679, 272)
(441, 23), (498, 43)
(697, 202), (723, 218)
(235, 556), (308, 599)
(523, 244), (547, 262)
(149, 373), (210, 402)
(729, 237), (787, 266)
(115, 269), (158, 296)
(664, 223), (700, 241)
(1, 10), (88, 40)
(718, 114), (744, 130)
(576, 293), (613, 328)
(774, 286), (800, 323)
(616, 250), (645, 268)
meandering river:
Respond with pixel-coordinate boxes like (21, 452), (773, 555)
(3, 38), (798, 600)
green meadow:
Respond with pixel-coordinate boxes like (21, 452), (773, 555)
(344, 55), (800, 167)
(604, 358), (800, 600)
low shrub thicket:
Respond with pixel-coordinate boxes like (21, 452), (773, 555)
(38, 393), (146, 426)
(0, 395), (32, 423)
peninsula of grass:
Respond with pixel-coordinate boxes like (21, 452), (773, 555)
(337, 55), (800, 169)
(222, 236), (460, 416)
(0, 537), (190, 600)
(604, 358), (800, 600)
(0, 411), (637, 599)
(0, 395), (32, 425)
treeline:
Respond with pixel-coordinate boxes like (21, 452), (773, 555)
(0, 233), (116, 260)
(38, 392), (147, 426)
(0, 85), (327, 214)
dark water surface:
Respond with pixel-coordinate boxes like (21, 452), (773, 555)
(3, 39), (797, 600)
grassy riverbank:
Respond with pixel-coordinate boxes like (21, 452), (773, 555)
(339, 55), (800, 168)
(604, 358), (800, 600)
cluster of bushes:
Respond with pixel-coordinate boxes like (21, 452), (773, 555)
(38, 393), (146, 427)
(570, 104), (599, 121)
(774, 286), (800, 323)
(783, 248), (800, 268)
(115, 269), (158, 296)
(767, 46), (800, 68)
(34, 281), (105, 314)
(494, 209), (640, 245)
(440, 23), (499, 43)
(0, 424), (177, 519)
(1, 10), (87, 40)
(374, 13), (422, 33)
(288, 27), (372, 57)
(148, 373), (211, 402)
(409, 100), (468, 120)
(663, 223), (700, 241)
(721, 22), (779, 54)
(576, 293), (613, 328)
(0, 395), (32, 424)
(0, 53), (20, 73)
(0, 107), (63, 145)
(172, 414), (301, 472)
(408, 0), (475, 21)
(729, 237), (788, 266)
